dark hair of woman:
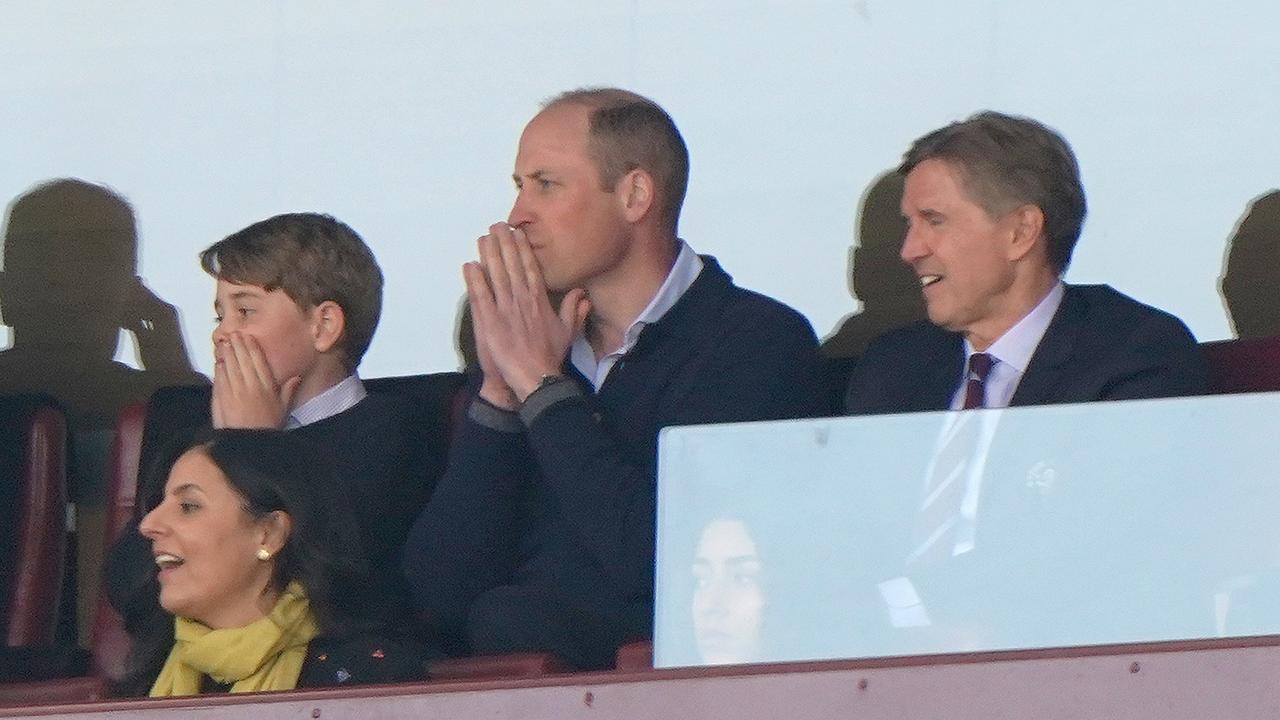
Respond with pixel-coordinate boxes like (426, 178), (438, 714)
(118, 427), (375, 695)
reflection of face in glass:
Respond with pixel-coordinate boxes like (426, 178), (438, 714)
(692, 518), (765, 665)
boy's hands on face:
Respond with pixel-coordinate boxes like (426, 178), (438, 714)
(211, 332), (302, 429)
(465, 223), (590, 408)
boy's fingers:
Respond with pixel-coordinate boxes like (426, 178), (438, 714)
(210, 359), (227, 427)
(227, 333), (269, 392)
(279, 376), (302, 408)
(221, 335), (246, 388)
(241, 334), (278, 391)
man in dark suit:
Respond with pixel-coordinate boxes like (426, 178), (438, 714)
(843, 112), (1208, 654)
(845, 111), (1206, 415)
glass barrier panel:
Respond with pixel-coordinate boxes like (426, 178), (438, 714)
(654, 392), (1280, 667)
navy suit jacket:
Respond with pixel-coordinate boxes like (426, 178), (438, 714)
(842, 284), (1210, 650)
(845, 284), (1207, 414)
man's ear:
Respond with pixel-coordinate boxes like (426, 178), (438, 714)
(258, 510), (292, 557)
(618, 169), (656, 224)
(1005, 204), (1047, 263)
(311, 300), (346, 353)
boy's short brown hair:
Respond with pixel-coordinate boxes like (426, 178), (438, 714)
(200, 213), (383, 371)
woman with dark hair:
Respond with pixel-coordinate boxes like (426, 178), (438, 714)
(120, 428), (426, 696)
(691, 516), (768, 665)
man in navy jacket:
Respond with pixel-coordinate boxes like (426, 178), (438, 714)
(403, 88), (830, 669)
(842, 112), (1205, 651)
(845, 111), (1205, 415)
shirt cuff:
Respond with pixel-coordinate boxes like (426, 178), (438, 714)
(468, 397), (523, 433)
(518, 376), (583, 427)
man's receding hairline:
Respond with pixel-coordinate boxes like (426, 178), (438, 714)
(913, 155), (1023, 222)
(541, 87), (649, 112)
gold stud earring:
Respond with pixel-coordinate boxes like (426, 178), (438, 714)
(256, 547), (272, 561)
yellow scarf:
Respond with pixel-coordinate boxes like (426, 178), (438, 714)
(149, 582), (319, 697)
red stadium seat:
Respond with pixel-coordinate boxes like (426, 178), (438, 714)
(87, 401), (147, 683)
(1201, 335), (1280, 394)
(427, 652), (568, 681)
(0, 395), (69, 649)
(0, 676), (108, 708)
(613, 640), (653, 672)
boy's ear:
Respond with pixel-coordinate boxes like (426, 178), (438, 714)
(310, 300), (346, 354)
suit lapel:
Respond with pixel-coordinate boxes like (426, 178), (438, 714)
(918, 330), (966, 411)
(1010, 285), (1084, 406)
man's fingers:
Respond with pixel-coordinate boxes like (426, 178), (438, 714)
(559, 288), (591, 337)
(496, 226), (531, 299)
(478, 233), (514, 308)
(513, 229), (550, 303)
(464, 262), (498, 325)
(470, 223), (580, 390)
(465, 263), (518, 405)
(573, 295), (591, 338)
(464, 261), (507, 358)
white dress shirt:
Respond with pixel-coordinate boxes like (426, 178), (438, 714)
(885, 283), (1068, 627)
(949, 282), (1066, 410)
(944, 281), (1065, 554)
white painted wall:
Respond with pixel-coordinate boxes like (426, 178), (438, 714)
(3, 1), (1275, 378)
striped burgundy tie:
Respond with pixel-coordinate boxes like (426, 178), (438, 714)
(962, 353), (995, 410)
(906, 352), (998, 566)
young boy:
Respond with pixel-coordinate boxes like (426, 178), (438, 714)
(203, 213), (382, 432)
(108, 213), (444, 644)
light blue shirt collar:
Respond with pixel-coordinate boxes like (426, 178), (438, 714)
(287, 374), (367, 428)
(953, 282), (1066, 409)
(571, 241), (704, 389)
